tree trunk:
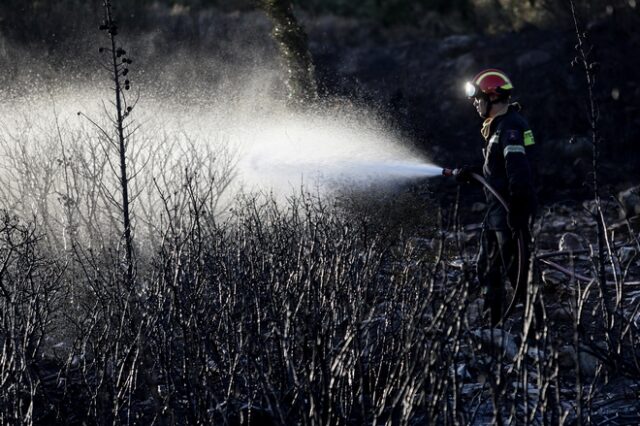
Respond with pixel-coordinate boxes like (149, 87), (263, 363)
(261, 0), (318, 105)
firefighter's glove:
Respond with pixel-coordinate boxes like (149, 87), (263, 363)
(507, 201), (529, 232)
(454, 165), (480, 184)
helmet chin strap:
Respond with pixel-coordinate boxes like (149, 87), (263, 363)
(480, 98), (494, 119)
(480, 105), (490, 118)
(481, 95), (509, 118)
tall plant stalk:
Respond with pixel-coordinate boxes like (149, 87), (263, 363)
(101, 0), (135, 284)
(569, 0), (608, 318)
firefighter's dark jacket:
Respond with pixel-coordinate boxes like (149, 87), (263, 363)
(482, 103), (537, 230)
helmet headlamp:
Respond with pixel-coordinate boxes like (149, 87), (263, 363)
(464, 82), (478, 98)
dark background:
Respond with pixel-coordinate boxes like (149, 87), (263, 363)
(1, 0), (638, 202)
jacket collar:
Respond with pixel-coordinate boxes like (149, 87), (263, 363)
(480, 103), (519, 141)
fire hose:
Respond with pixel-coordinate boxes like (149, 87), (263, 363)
(442, 168), (526, 325)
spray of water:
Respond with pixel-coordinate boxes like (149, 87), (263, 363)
(3, 89), (439, 180)
(0, 25), (447, 196)
(234, 106), (441, 194)
(0, 44), (442, 246)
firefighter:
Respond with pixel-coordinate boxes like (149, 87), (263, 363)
(456, 68), (537, 327)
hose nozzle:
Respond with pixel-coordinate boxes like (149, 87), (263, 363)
(442, 168), (455, 177)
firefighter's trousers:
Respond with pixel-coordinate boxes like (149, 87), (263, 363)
(477, 228), (530, 327)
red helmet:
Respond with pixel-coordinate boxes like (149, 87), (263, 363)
(465, 69), (513, 99)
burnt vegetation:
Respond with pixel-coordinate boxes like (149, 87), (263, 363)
(0, 0), (639, 425)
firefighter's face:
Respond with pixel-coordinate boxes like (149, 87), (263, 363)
(473, 96), (489, 118)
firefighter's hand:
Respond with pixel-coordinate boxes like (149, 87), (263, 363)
(454, 165), (477, 184)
